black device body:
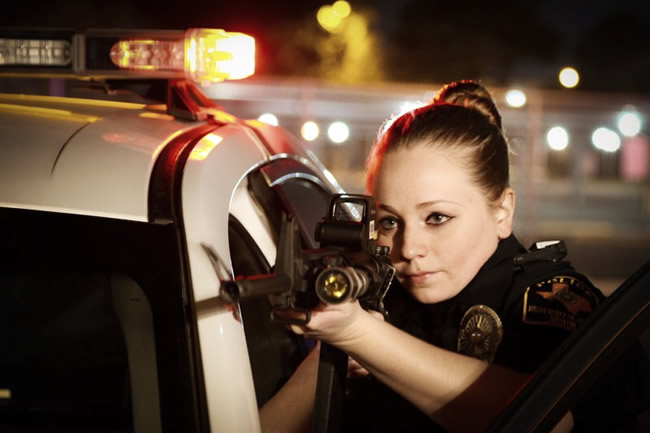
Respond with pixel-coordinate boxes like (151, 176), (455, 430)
(220, 194), (395, 325)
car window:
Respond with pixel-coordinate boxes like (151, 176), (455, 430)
(0, 207), (205, 432)
(247, 157), (332, 248)
(0, 269), (134, 431)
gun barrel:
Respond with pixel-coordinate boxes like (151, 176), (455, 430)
(220, 273), (292, 302)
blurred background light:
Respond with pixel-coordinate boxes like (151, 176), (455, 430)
(422, 90), (437, 101)
(617, 109), (642, 137)
(505, 89), (527, 108)
(328, 121), (349, 144)
(592, 127), (621, 152)
(332, 1), (351, 18)
(398, 100), (426, 116)
(258, 113), (279, 126)
(301, 120), (320, 141)
(547, 126), (569, 151)
(317, 5), (342, 33)
(559, 67), (580, 88)
(379, 101), (425, 136)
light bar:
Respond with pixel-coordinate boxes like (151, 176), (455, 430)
(109, 28), (255, 82)
(0, 28), (255, 83)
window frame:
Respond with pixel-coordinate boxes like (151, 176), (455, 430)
(487, 261), (650, 433)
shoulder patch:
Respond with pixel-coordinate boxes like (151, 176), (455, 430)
(522, 275), (600, 331)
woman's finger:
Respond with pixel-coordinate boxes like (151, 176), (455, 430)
(347, 356), (370, 378)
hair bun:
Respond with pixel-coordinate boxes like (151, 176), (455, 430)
(434, 80), (502, 130)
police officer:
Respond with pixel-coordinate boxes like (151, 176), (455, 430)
(341, 237), (603, 432)
(261, 81), (604, 433)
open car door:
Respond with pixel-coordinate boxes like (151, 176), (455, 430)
(487, 261), (650, 433)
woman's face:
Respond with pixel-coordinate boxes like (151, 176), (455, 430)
(373, 145), (514, 304)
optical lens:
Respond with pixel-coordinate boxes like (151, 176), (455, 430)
(316, 268), (350, 303)
(321, 270), (349, 299)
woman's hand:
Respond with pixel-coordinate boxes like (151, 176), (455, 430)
(347, 310), (385, 378)
(288, 301), (387, 351)
(286, 300), (365, 344)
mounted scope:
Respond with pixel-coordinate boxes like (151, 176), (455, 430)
(219, 194), (395, 324)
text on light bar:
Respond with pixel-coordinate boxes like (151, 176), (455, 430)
(0, 38), (71, 66)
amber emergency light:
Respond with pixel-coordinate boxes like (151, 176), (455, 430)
(110, 29), (255, 83)
(0, 28), (255, 83)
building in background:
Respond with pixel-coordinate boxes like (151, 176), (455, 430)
(206, 76), (650, 293)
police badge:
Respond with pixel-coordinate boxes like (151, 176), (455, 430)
(458, 305), (503, 362)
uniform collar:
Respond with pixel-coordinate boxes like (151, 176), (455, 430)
(452, 234), (526, 311)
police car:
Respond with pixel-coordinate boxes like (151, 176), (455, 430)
(0, 27), (343, 432)
(1, 27), (649, 433)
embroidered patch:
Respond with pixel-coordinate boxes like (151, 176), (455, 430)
(458, 305), (503, 362)
(523, 275), (599, 331)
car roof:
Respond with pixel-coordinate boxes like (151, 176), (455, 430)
(0, 87), (340, 222)
(0, 92), (219, 221)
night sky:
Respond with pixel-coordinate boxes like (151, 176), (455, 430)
(2, 0), (650, 94)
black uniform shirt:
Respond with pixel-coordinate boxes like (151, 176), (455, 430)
(389, 234), (603, 373)
(342, 234), (604, 432)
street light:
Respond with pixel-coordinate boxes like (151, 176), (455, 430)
(505, 89), (527, 108)
(547, 126), (569, 151)
(592, 127), (621, 152)
(317, 1), (351, 33)
(301, 121), (320, 141)
(559, 67), (580, 88)
(617, 109), (642, 137)
(328, 121), (349, 144)
(332, 1), (351, 18)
